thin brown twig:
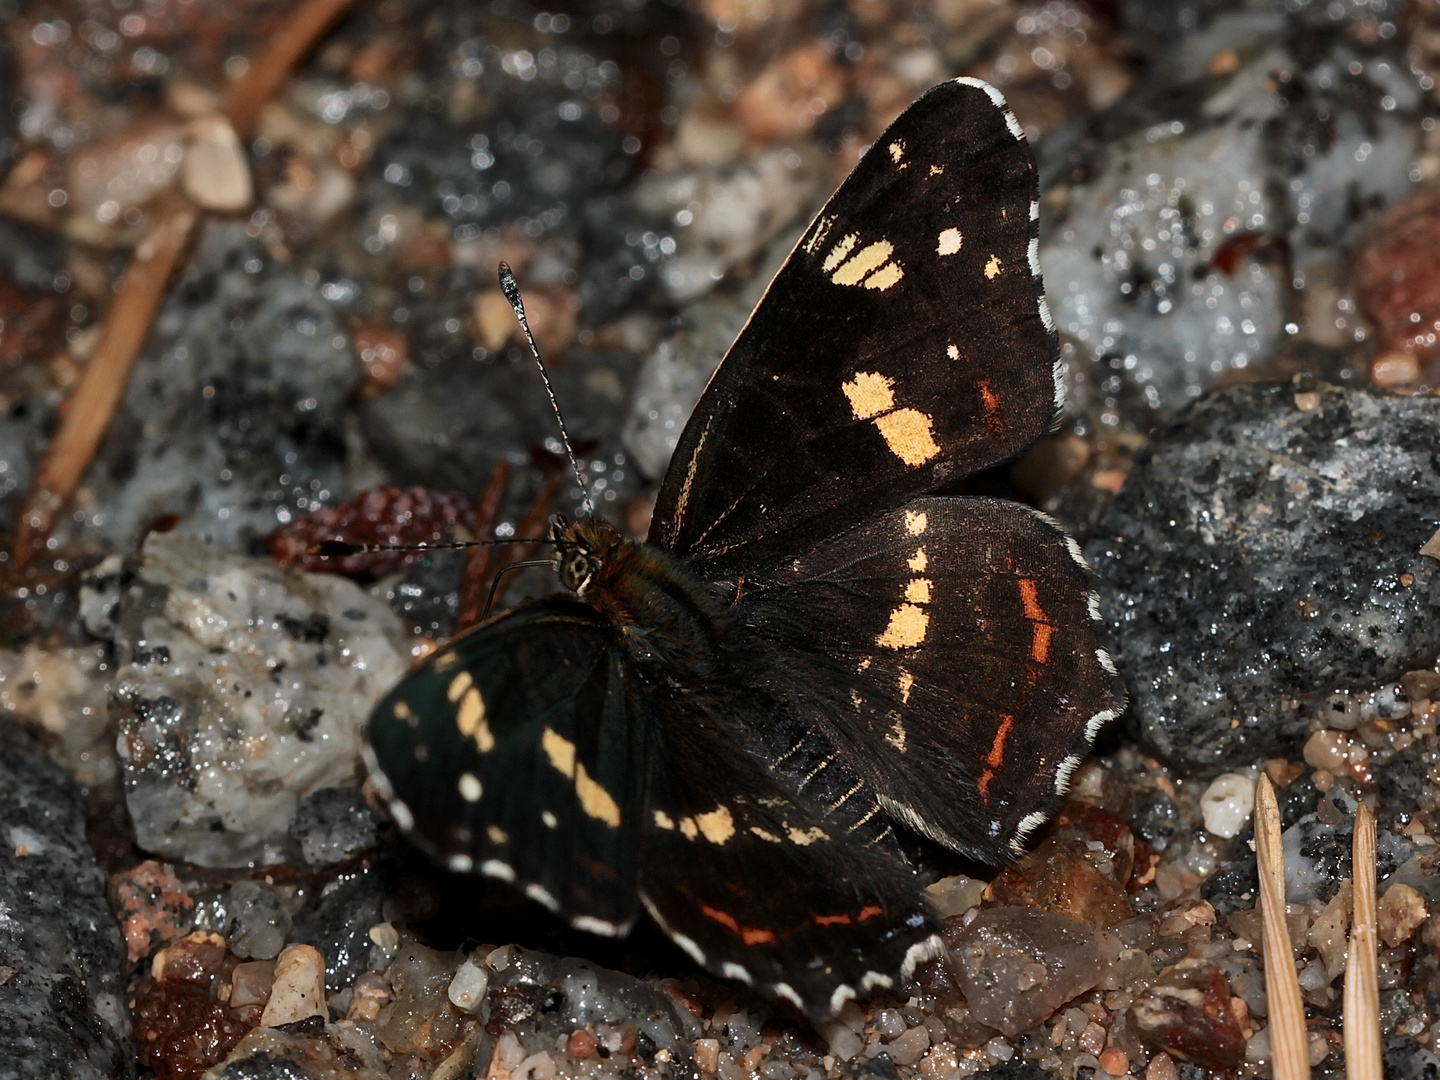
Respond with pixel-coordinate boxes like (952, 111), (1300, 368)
(1255, 774), (1311, 1080)
(478, 471), (563, 612)
(11, 201), (199, 569)
(1345, 800), (1382, 1080)
(224, 0), (360, 138)
(456, 459), (510, 632)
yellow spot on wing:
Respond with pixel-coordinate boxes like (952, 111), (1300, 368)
(433, 651), (458, 672)
(750, 827), (782, 843)
(905, 510), (928, 535)
(575, 763), (621, 827)
(937, 227), (963, 256)
(877, 604), (929, 648)
(679, 816), (699, 840)
(654, 810), (674, 830)
(696, 806), (735, 844)
(864, 262), (904, 291)
(456, 688), (494, 752)
(906, 578), (932, 604)
(985, 254), (1002, 279)
(487, 825), (508, 844)
(842, 371), (895, 419)
(830, 241), (894, 286)
(786, 825), (828, 845)
(392, 700), (416, 725)
(898, 670), (914, 703)
(874, 409), (941, 466)
(886, 717), (907, 751)
(889, 140), (904, 162)
(929, 164), (944, 176)
(542, 727), (576, 776)
(908, 547), (928, 572)
(447, 671), (473, 701)
(823, 233), (858, 272)
(947, 344), (960, 360)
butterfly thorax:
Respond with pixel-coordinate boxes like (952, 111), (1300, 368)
(550, 515), (731, 677)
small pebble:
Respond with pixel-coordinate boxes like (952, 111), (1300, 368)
(260, 943), (327, 1027)
(1200, 774), (1254, 838)
(182, 114), (252, 211)
(1379, 883), (1428, 947)
(447, 955), (489, 1012)
(1304, 730), (1351, 770)
(694, 1037), (720, 1073)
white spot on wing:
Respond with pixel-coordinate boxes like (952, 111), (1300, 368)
(525, 883), (560, 911)
(1010, 810), (1050, 855)
(542, 810), (559, 829)
(571, 915), (626, 937)
(1087, 708), (1118, 741)
(673, 932), (706, 966)
(721, 962), (755, 985)
(1064, 536), (1090, 570)
(1088, 592), (1102, 620)
(1054, 754), (1084, 795)
(774, 983), (804, 1009)
(1040, 294), (1057, 334)
(448, 854), (474, 873)
(901, 935), (945, 978)
(937, 227), (963, 256)
(389, 800), (414, 832)
(955, 77), (1024, 139)
(861, 971), (893, 991)
(1051, 353), (1065, 408)
(1028, 237), (1041, 277)
(829, 983), (858, 1014)
(481, 859), (515, 882)
(1097, 648), (1118, 676)
(458, 773), (482, 802)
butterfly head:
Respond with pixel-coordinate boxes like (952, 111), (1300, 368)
(548, 515), (621, 598)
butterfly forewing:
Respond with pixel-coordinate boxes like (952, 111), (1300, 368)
(737, 498), (1126, 864)
(638, 709), (942, 1019)
(366, 598), (651, 934)
(650, 79), (1058, 573)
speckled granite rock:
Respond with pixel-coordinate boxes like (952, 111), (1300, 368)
(1087, 381), (1440, 772)
(0, 718), (133, 1080)
(106, 532), (409, 867)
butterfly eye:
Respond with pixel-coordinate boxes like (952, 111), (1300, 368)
(558, 550), (595, 594)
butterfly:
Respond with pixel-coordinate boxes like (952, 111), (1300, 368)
(363, 77), (1126, 1019)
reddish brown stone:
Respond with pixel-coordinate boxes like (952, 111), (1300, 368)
(1051, 801), (1136, 884)
(567, 1029), (599, 1058)
(986, 836), (1134, 930)
(1128, 958), (1246, 1070)
(1354, 191), (1440, 362)
(131, 978), (250, 1080)
(268, 485), (474, 580)
(152, 930), (229, 986)
(109, 860), (196, 963)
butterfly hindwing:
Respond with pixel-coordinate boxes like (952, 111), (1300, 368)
(365, 598), (650, 934)
(650, 79), (1058, 572)
(637, 706), (942, 1019)
(736, 497), (1126, 864)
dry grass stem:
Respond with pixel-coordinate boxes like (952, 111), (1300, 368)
(224, 0), (360, 137)
(457, 459), (511, 631)
(11, 201), (199, 568)
(1344, 800), (1382, 1080)
(1255, 774), (1311, 1080)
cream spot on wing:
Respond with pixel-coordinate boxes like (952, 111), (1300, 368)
(487, 825), (508, 845)
(985, 254), (1002, 279)
(392, 700), (417, 726)
(906, 578), (932, 604)
(873, 409), (940, 466)
(877, 604), (929, 648)
(787, 825), (829, 845)
(679, 816), (699, 840)
(937, 227), (963, 256)
(889, 140), (904, 162)
(908, 547), (928, 572)
(458, 773), (482, 802)
(803, 214), (836, 254)
(905, 510), (927, 535)
(575, 762), (621, 827)
(446, 670), (473, 702)
(850, 688), (864, 712)
(822, 233), (858, 273)
(830, 240), (898, 287)
(947, 344), (960, 360)
(863, 262), (904, 291)
(929, 164), (944, 176)
(842, 371), (895, 419)
(456, 688), (494, 752)
(433, 650), (458, 672)
(653, 810), (675, 830)
(886, 717), (907, 751)
(542, 810), (558, 828)
(857, 656), (872, 672)
(750, 827), (782, 843)
(541, 727), (576, 777)
(696, 805), (735, 844)
(898, 670), (914, 704)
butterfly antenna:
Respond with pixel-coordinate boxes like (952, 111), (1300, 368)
(498, 263), (595, 518)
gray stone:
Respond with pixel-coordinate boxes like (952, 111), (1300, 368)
(288, 787), (376, 867)
(108, 533), (409, 867)
(226, 881), (293, 961)
(290, 871), (383, 990)
(0, 718), (133, 1080)
(1086, 382), (1440, 772)
(1038, 10), (1419, 432)
(1384, 1036), (1440, 1080)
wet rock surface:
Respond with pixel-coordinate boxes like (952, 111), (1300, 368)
(1087, 381), (1440, 772)
(0, 718), (133, 1079)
